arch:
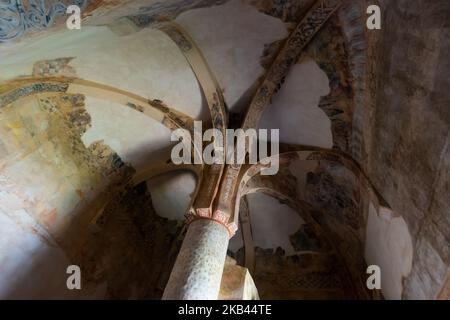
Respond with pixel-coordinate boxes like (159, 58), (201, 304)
(156, 22), (228, 220)
(0, 76), (194, 132)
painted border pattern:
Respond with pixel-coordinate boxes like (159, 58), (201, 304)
(0, 0), (87, 42)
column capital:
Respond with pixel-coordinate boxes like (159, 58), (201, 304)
(186, 208), (237, 238)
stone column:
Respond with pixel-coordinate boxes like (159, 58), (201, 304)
(162, 218), (230, 300)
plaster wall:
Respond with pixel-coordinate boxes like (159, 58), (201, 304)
(364, 203), (413, 300)
(259, 57), (333, 148)
(246, 193), (304, 256)
(362, 0), (450, 299)
(146, 171), (196, 221)
(175, 0), (288, 112)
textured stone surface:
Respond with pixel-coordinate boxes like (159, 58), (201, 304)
(363, 0), (450, 299)
(238, 247), (349, 299)
(163, 219), (229, 299)
(74, 182), (185, 299)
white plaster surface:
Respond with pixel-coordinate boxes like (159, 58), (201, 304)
(0, 206), (76, 299)
(0, 26), (205, 120)
(82, 96), (172, 172)
(146, 171), (196, 221)
(0, 188), (104, 299)
(72, 28), (206, 120)
(246, 193), (304, 256)
(364, 203), (413, 300)
(176, 0), (288, 112)
(259, 57), (333, 148)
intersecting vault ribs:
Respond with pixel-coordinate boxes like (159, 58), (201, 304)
(237, 144), (393, 299)
(214, 0), (343, 238)
(156, 22), (234, 235)
(161, 0), (345, 300)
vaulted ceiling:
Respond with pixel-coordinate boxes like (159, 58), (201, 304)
(0, 0), (448, 300)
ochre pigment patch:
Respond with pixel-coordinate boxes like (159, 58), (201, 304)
(0, 89), (133, 251)
(33, 58), (77, 78)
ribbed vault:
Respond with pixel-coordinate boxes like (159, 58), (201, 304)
(0, 0), (448, 300)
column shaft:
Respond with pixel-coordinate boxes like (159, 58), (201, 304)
(163, 219), (229, 300)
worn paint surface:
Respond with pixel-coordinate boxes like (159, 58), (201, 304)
(0, 0), (447, 301)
